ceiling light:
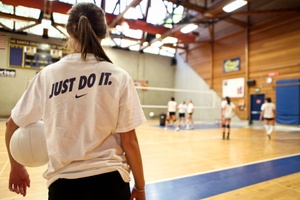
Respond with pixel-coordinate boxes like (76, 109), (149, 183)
(223, 0), (247, 13)
(180, 24), (198, 34)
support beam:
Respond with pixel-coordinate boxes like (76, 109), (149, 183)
(166, 0), (207, 13)
(0, 12), (39, 23)
(0, 22), (13, 31)
(224, 17), (248, 28)
(16, 23), (39, 32)
(233, 9), (300, 15)
(140, 24), (187, 50)
(108, 0), (142, 28)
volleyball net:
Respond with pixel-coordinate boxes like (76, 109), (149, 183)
(135, 86), (221, 121)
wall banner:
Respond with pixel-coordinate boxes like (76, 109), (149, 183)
(223, 57), (241, 73)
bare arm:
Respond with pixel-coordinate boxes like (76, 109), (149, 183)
(259, 110), (265, 121)
(232, 105), (236, 117)
(5, 117), (30, 197)
(120, 129), (146, 200)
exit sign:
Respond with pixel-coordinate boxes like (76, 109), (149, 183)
(268, 72), (279, 77)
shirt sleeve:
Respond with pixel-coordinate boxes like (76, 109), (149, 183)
(221, 101), (226, 108)
(115, 75), (146, 133)
(11, 73), (43, 127)
(261, 104), (265, 111)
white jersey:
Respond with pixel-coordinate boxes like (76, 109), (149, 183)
(168, 101), (177, 112)
(261, 102), (276, 118)
(222, 102), (235, 118)
(178, 103), (187, 114)
(11, 53), (146, 187)
(221, 100), (227, 108)
(187, 103), (194, 114)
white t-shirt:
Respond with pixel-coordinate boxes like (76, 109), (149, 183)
(178, 103), (187, 114)
(221, 100), (227, 108)
(11, 53), (146, 187)
(187, 103), (194, 114)
(221, 102), (235, 118)
(261, 102), (276, 118)
(168, 101), (177, 112)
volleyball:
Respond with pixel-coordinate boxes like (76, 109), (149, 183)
(10, 121), (48, 167)
(149, 112), (155, 117)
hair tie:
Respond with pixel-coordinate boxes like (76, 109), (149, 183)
(80, 15), (88, 19)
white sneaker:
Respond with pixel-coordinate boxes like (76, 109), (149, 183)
(176, 127), (180, 131)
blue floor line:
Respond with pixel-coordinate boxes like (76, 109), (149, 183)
(145, 155), (300, 200)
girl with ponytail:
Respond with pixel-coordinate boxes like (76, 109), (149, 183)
(6, 3), (146, 200)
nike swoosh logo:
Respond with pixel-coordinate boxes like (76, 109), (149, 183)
(75, 93), (87, 98)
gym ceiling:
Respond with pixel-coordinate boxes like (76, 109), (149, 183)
(0, 0), (299, 53)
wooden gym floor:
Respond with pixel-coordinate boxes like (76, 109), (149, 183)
(0, 118), (300, 200)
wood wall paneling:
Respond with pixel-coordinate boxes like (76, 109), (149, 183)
(186, 16), (300, 121)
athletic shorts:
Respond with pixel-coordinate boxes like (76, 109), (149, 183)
(264, 118), (274, 120)
(169, 112), (176, 116)
(179, 113), (185, 118)
(48, 171), (130, 200)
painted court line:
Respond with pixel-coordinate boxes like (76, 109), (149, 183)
(145, 155), (300, 200)
(146, 154), (300, 184)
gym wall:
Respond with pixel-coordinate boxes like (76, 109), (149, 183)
(1, 33), (219, 121)
(184, 15), (300, 121)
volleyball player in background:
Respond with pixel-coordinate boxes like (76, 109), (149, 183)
(186, 99), (195, 130)
(260, 97), (276, 139)
(221, 98), (227, 134)
(165, 97), (180, 131)
(178, 100), (187, 129)
(221, 96), (236, 140)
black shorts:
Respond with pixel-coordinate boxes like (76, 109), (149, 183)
(48, 171), (130, 200)
(179, 113), (185, 118)
(264, 118), (274, 120)
(169, 112), (176, 116)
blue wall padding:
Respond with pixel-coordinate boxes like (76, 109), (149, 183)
(276, 79), (300, 125)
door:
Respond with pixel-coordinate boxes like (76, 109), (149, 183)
(250, 94), (265, 124)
